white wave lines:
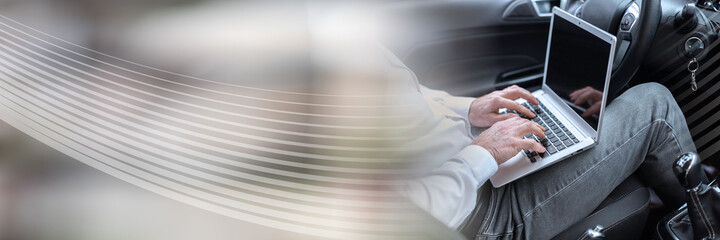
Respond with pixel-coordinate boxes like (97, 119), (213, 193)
(0, 15), (422, 238)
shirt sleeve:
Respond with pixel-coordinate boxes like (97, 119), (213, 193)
(396, 145), (498, 230)
(419, 85), (475, 119)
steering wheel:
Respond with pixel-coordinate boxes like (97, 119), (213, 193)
(578, 0), (662, 99)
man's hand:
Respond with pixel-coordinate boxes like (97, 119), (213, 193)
(472, 116), (546, 165)
(569, 87), (603, 118)
(468, 85), (539, 128)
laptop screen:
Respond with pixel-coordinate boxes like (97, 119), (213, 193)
(545, 14), (613, 130)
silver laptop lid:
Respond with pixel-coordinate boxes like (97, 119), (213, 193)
(541, 7), (616, 141)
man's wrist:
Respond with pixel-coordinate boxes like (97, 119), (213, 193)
(446, 96), (476, 120)
(457, 145), (498, 178)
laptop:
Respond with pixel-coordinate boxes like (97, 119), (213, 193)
(490, 7), (617, 187)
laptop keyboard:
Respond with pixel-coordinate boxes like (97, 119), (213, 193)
(504, 101), (580, 162)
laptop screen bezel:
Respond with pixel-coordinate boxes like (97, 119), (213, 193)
(541, 7), (617, 142)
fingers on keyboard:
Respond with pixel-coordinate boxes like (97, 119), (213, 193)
(525, 101), (585, 163)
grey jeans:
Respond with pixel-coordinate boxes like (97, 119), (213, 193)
(465, 83), (695, 240)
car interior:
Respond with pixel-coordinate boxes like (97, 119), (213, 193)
(377, 0), (720, 239)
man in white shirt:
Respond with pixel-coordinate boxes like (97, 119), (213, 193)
(391, 51), (694, 239)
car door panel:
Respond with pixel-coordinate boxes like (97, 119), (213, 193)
(381, 0), (552, 96)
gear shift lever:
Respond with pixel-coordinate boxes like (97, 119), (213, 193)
(672, 152), (719, 240)
(673, 152), (705, 191)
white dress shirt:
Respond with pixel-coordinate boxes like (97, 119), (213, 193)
(385, 51), (499, 230)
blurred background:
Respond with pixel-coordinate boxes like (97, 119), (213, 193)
(0, 0), (311, 239)
(0, 0), (445, 239)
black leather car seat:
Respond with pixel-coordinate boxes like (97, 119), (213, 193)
(459, 175), (650, 239)
(553, 175), (651, 239)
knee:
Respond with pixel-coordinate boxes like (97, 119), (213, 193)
(624, 82), (675, 106)
(622, 83), (680, 120)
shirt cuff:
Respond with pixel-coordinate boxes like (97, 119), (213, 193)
(444, 96), (476, 120)
(455, 145), (498, 179)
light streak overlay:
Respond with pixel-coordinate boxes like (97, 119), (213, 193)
(0, 14), (437, 239)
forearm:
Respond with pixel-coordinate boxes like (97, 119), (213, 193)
(419, 85), (475, 119)
(396, 145), (498, 229)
